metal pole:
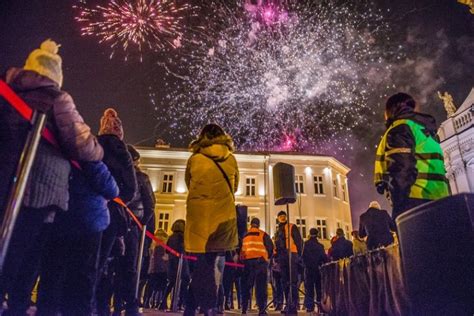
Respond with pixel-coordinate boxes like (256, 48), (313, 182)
(135, 224), (147, 300)
(286, 203), (293, 314)
(171, 254), (184, 312)
(0, 111), (47, 271)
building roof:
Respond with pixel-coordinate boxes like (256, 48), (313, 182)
(455, 87), (474, 114)
(136, 146), (351, 173)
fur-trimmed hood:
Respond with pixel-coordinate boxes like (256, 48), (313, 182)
(189, 134), (235, 160)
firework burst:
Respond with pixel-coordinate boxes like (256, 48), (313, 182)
(74, 0), (194, 60)
(151, 0), (398, 156)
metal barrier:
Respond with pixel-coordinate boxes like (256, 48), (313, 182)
(0, 111), (47, 271)
(135, 224), (147, 301)
(171, 254), (184, 312)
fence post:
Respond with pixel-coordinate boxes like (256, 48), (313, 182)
(135, 224), (147, 302)
(171, 254), (184, 312)
(0, 111), (47, 271)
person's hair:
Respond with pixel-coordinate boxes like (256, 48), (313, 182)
(336, 228), (345, 237)
(198, 123), (226, 140)
(171, 219), (185, 233)
(385, 92), (416, 119)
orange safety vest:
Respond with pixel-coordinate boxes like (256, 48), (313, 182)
(241, 227), (269, 261)
(284, 223), (298, 253)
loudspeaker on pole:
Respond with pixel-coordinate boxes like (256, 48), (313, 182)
(273, 162), (297, 206)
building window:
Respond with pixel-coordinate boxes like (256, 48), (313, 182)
(333, 179), (339, 198)
(341, 182), (347, 201)
(157, 212), (170, 232)
(162, 173), (174, 193)
(246, 177), (256, 196)
(295, 175), (304, 194)
(316, 219), (328, 239)
(314, 175), (324, 195)
(296, 218), (307, 238)
(345, 223), (351, 239)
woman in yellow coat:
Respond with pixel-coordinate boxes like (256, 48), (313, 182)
(184, 124), (239, 316)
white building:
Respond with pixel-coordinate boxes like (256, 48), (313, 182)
(137, 147), (352, 249)
(439, 88), (474, 194)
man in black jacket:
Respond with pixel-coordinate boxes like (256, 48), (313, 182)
(359, 201), (396, 250)
(302, 228), (328, 312)
(331, 229), (353, 261)
(274, 211), (303, 314)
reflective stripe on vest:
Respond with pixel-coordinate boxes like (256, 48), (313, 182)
(241, 227), (268, 261)
(285, 223), (298, 253)
(374, 119), (449, 200)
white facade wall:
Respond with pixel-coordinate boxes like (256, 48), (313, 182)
(439, 88), (474, 194)
(138, 148), (352, 249)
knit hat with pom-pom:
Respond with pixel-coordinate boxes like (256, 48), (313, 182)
(99, 108), (124, 140)
(24, 39), (63, 87)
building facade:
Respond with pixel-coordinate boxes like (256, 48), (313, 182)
(137, 148), (352, 249)
(439, 88), (474, 194)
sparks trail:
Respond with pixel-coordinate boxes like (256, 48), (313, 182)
(74, 0), (196, 61)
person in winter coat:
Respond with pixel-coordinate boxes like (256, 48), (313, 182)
(161, 220), (189, 311)
(302, 228), (328, 312)
(358, 201), (396, 250)
(95, 108), (138, 316)
(36, 161), (119, 316)
(374, 92), (449, 220)
(145, 229), (169, 309)
(351, 231), (368, 255)
(274, 211), (303, 314)
(184, 124), (239, 316)
(112, 145), (156, 315)
(0, 39), (103, 316)
(331, 229), (353, 261)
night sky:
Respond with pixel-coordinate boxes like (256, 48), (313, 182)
(1, 0), (473, 227)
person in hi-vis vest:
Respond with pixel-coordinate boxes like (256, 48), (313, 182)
(374, 92), (449, 220)
(274, 211), (303, 314)
(240, 217), (273, 314)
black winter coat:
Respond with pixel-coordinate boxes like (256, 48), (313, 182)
(359, 207), (396, 250)
(302, 237), (328, 271)
(128, 167), (155, 233)
(98, 134), (137, 235)
(331, 237), (353, 261)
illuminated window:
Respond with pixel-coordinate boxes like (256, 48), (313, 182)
(296, 218), (307, 238)
(295, 175), (304, 194)
(314, 175), (324, 195)
(333, 179), (339, 198)
(316, 219), (328, 239)
(158, 212), (170, 232)
(246, 177), (256, 196)
(162, 173), (174, 193)
(341, 182), (347, 201)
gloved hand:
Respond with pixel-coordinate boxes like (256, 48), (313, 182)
(376, 181), (387, 195)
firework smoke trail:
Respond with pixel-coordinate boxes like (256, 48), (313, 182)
(74, 0), (194, 61)
(153, 0), (398, 155)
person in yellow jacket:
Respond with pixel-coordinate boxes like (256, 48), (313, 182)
(184, 124), (239, 316)
(240, 218), (274, 314)
(374, 93), (449, 220)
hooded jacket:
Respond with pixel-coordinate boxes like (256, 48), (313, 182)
(378, 105), (447, 217)
(0, 68), (103, 212)
(184, 135), (239, 253)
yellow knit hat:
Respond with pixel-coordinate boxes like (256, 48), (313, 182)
(24, 39), (63, 87)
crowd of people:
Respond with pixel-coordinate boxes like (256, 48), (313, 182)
(0, 40), (450, 316)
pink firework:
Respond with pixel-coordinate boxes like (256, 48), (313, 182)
(74, 0), (193, 60)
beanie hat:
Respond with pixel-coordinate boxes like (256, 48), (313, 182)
(24, 39), (63, 87)
(250, 217), (260, 227)
(99, 108), (124, 140)
(369, 201), (381, 210)
(127, 144), (140, 162)
(309, 228), (319, 237)
(277, 211), (287, 217)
